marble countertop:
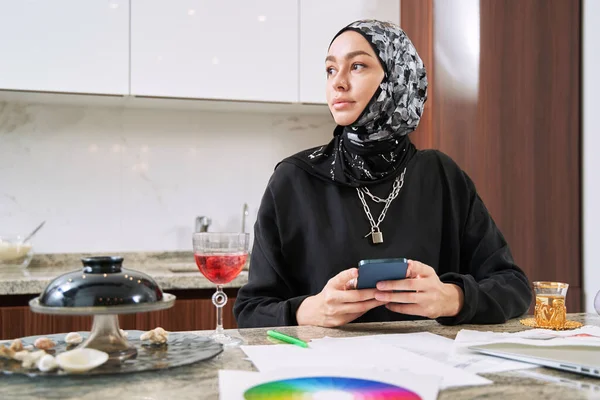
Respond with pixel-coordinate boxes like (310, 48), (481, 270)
(0, 251), (249, 295)
(2, 313), (599, 399)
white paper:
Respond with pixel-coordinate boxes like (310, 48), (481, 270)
(219, 367), (441, 400)
(449, 326), (600, 375)
(309, 332), (454, 363)
(449, 330), (537, 374)
(512, 325), (600, 340)
(241, 340), (491, 390)
(461, 328), (600, 348)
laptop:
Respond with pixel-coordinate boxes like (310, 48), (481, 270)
(469, 343), (600, 378)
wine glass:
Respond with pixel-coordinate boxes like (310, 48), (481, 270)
(192, 232), (249, 346)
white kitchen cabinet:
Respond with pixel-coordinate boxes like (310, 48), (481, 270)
(0, 0), (129, 95)
(299, 0), (400, 104)
(131, 0), (298, 103)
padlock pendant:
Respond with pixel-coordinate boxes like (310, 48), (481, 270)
(372, 230), (383, 244)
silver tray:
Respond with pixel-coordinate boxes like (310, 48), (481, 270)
(0, 330), (223, 377)
(29, 293), (176, 315)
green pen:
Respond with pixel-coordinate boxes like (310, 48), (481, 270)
(267, 330), (309, 348)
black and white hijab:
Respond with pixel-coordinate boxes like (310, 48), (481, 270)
(282, 20), (428, 187)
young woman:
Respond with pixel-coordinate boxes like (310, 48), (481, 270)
(233, 20), (532, 328)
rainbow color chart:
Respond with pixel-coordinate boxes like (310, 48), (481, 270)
(243, 376), (422, 399)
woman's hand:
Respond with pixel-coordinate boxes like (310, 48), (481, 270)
(375, 260), (464, 319)
(296, 268), (387, 327)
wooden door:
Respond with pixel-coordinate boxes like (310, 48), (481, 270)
(401, 0), (582, 311)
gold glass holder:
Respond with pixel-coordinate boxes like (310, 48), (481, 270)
(520, 317), (582, 331)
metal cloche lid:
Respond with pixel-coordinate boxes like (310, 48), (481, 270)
(39, 256), (164, 308)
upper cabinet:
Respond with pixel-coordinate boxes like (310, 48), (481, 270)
(0, 0), (129, 95)
(0, 0), (399, 105)
(130, 0), (298, 103)
(299, 0), (400, 104)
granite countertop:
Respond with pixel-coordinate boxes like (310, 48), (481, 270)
(0, 251), (249, 295)
(2, 313), (599, 399)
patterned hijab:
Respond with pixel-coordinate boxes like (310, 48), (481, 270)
(282, 20), (428, 187)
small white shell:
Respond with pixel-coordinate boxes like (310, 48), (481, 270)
(23, 345), (34, 351)
(56, 348), (109, 373)
(140, 327), (168, 344)
(22, 350), (46, 369)
(152, 332), (168, 344)
(34, 337), (56, 350)
(9, 339), (23, 352)
(13, 350), (30, 362)
(37, 354), (58, 372)
(119, 329), (128, 338)
(65, 332), (83, 345)
(140, 331), (152, 341)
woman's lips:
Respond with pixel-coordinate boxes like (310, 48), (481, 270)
(332, 101), (355, 110)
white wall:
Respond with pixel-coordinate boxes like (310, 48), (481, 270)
(584, 0), (600, 312)
(0, 103), (334, 253)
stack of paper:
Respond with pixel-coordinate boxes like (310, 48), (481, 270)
(240, 334), (491, 390)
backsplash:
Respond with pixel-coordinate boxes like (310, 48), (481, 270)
(0, 102), (334, 253)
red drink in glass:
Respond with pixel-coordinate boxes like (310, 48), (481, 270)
(192, 232), (249, 347)
(194, 253), (247, 284)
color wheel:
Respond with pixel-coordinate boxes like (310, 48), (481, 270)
(243, 376), (422, 399)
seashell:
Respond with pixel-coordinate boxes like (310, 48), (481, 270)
(34, 337), (56, 350)
(140, 327), (168, 344)
(23, 345), (34, 351)
(13, 350), (30, 362)
(155, 327), (169, 342)
(0, 345), (15, 359)
(119, 329), (128, 338)
(65, 332), (83, 345)
(22, 350), (46, 369)
(36, 354), (58, 372)
(55, 348), (108, 373)
(140, 331), (152, 341)
(9, 339), (23, 352)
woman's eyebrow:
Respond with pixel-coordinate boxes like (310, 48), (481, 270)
(325, 50), (374, 63)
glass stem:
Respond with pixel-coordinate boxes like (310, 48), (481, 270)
(213, 285), (227, 336)
(90, 314), (122, 338)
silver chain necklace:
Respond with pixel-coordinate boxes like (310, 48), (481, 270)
(356, 168), (406, 244)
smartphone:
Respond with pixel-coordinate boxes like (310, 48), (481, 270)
(356, 258), (408, 289)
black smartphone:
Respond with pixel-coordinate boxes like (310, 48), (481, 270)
(356, 258), (408, 289)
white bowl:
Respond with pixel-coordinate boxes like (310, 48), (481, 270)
(55, 348), (109, 373)
(0, 235), (34, 268)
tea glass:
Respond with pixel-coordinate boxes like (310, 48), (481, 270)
(533, 281), (569, 329)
